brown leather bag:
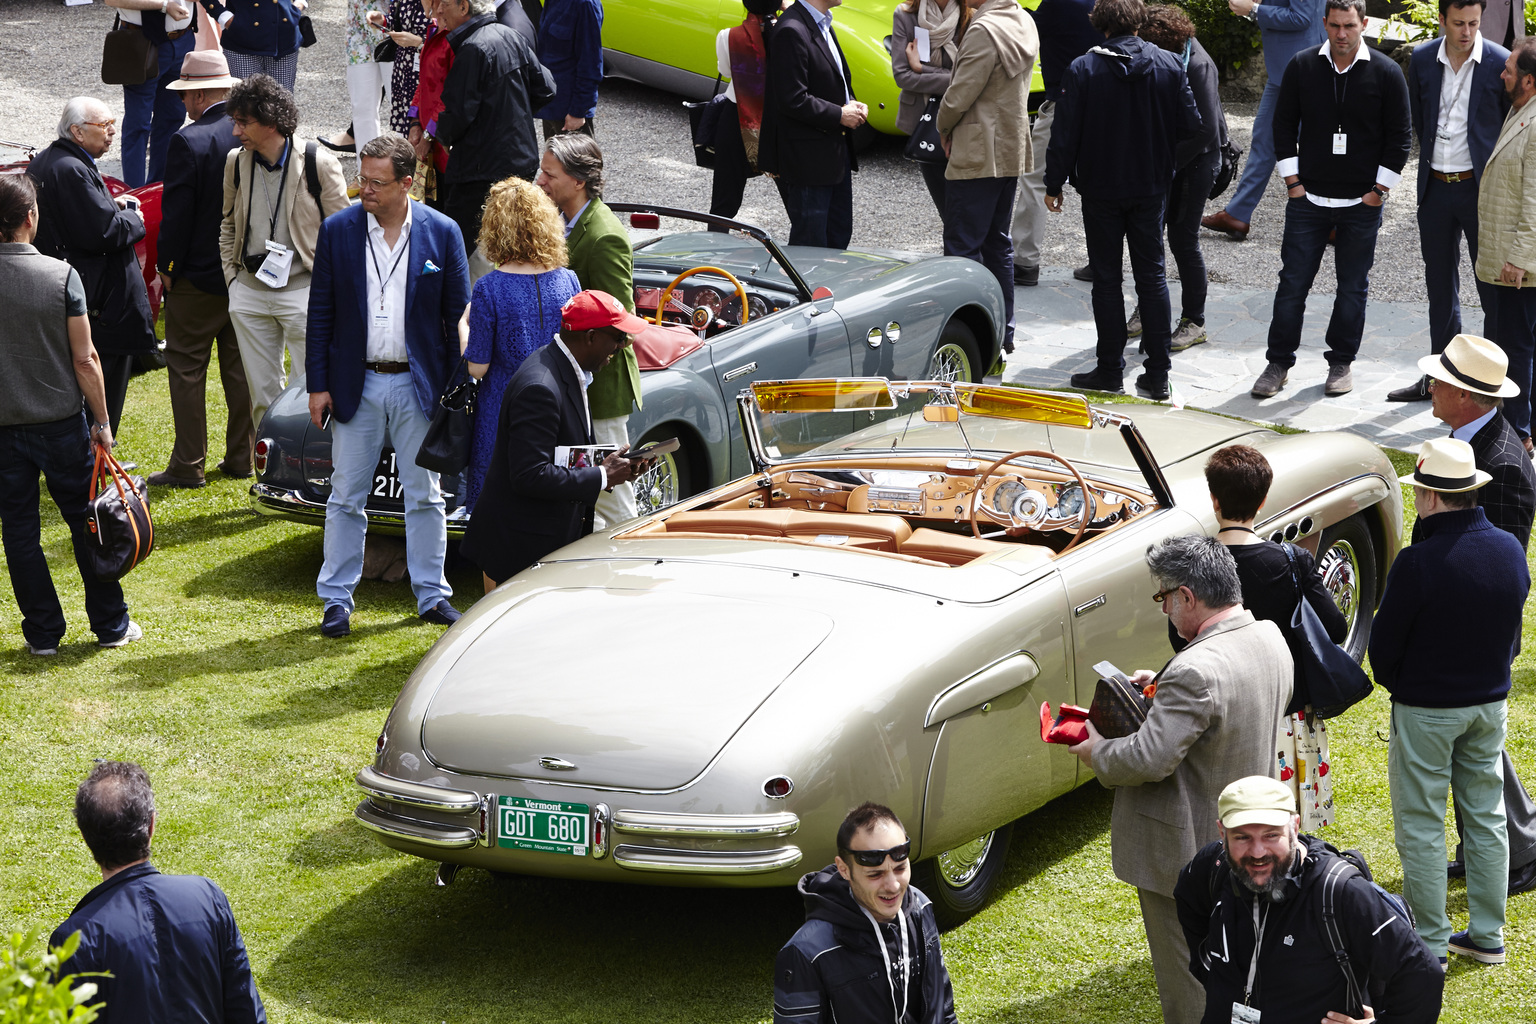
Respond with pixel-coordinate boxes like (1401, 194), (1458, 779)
(1088, 666), (1153, 739)
(101, 15), (159, 86)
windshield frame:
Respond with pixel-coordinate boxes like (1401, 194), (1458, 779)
(607, 203), (816, 304)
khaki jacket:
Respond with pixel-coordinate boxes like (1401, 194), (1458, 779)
(1091, 610), (1293, 897)
(935, 0), (1038, 180)
(1477, 94), (1536, 284)
(219, 137), (350, 285)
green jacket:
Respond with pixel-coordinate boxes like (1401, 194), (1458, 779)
(567, 199), (642, 418)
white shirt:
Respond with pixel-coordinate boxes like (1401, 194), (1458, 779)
(115, 3), (193, 30)
(554, 337), (606, 490)
(1431, 34), (1484, 173)
(716, 29), (738, 104)
(364, 205), (413, 363)
(1451, 405), (1499, 441)
(1275, 42), (1403, 207)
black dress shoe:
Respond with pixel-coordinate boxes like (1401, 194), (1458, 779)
(217, 461), (254, 479)
(1509, 858), (1536, 896)
(1073, 264), (1093, 282)
(148, 470), (206, 489)
(1070, 368), (1124, 392)
(318, 134), (356, 153)
(419, 599), (462, 626)
(1387, 375), (1431, 402)
(1014, 264), (1040, 286)
(321, 605), (351, 638)
(1448, 858), (1466, 879)
(1136, 372), (1170, 401)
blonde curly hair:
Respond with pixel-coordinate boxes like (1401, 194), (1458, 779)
(476, 177), (569, 269)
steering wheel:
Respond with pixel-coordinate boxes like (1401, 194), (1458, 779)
(654, 265), (750, 331)
(968, 449), (1093, 552)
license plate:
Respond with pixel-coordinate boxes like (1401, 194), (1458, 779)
(370, 448), (402, 501)
(495, 796), (590, 856)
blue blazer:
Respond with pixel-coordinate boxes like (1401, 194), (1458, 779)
(1254, 0), (1327, 83)
(305, 201), (471, 423)
(1409, 36), (1511, 202)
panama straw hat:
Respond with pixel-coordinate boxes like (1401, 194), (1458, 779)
(1418, 334), (1521, 398)
(1398, 437), (1493, 493)
(166, 50), (239, 92)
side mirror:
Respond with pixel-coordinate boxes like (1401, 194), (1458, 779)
(808, 286), (835, 317)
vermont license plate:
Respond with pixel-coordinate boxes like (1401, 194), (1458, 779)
(495, 796), (590, 856)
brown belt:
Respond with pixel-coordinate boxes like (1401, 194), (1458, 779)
(366, 361), (410, 374)
(122, 23), (188, 40)
(1433, 170), (1474, 183)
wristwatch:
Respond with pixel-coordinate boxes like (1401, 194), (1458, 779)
(1371, 185), (1389, 200)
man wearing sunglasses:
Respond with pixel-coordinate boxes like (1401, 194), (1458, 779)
(773, 802), (958, 1024)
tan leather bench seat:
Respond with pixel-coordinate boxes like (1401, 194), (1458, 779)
(899, 527), (1010, 566)
(661, 509), (913, 552)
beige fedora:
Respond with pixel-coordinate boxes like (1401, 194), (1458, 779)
(1418, 334), (1521, 398)
(166, 50), (239, 92)
(1398, 437), (1493, 493)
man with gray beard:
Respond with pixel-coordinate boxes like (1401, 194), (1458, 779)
(1175, 777), (1443, 1024)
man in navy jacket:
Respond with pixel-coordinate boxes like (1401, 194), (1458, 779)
(1389, 0), (1511, 401)
(305, 134), (470, 638)
(151, 50), (254, 489)
(535, 0), (603, 138)
(51, 761), (266, 1024)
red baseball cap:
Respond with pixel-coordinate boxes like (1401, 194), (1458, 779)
(561, 290), (651, 335)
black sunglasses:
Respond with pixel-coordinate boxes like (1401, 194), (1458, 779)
(841, 839), (912, 867)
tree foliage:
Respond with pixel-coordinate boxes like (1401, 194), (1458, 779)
(1182, 0), (1263, 74)
(0, 932), (105, 1024)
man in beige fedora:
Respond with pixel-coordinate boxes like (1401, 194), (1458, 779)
(151, 49), (254, 489)
(1417, 333), (1536, 900)
(1372, 437), (1528, 966)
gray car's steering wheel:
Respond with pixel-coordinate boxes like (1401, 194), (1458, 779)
(969, 448), (1092, 552)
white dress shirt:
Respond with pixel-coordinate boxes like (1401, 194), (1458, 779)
(1431, 34), (1484, 173)
(116, 2), (193, 30)
(1276, 42), (1404, 207)
(364, 205), (413, 363)
(555, 337), (606, 489)
(1451, 405), (1499, 441)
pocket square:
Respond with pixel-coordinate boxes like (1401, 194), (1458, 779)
(422, 259), (441, 274)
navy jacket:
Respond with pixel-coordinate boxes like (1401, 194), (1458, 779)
(1370, 506), (1528, 707)
(1045, 35), (1202, 199)
(50, 862), (266, 1024)
(1408, 35), (1511, 202)
(758, 0), (860, 187)
(437, 14), (557, 184)
(772, 865), (957, 1024)
(304, 201), (471, 423)
(496, 0), (538, 45)
(1030, 0), (1101, 104)
(200, 0), (302, 58)
(1411, 412), (1536, 549)
(26, 138), (156, 356)
(156, 101), (238, 296)
(534, 0), (603, 120)
(1254, 0), (1327, 82)
(459, 341), (603, 583)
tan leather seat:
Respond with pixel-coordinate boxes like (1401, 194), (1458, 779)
(900, 527), (1008, 566)
(662, 510), (793, 538)
(662, 509), (913, 552)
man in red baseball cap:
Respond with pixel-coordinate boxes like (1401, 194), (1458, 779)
(459, 289), (652, 591)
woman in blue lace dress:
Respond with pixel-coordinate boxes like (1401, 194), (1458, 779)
(460, 178), (580, 511)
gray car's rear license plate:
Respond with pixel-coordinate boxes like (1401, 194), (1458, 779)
(495, 796), (590, 856)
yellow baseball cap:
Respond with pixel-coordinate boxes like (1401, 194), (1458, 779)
(1218, 776), (1296, 829)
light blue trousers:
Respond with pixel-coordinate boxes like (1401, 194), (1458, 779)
(316, 371), (450, 615)
(1389, 700), (1508, 953)
(1226, 79), (1281, 223)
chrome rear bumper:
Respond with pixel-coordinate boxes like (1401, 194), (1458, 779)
(251, 484), (467, 538)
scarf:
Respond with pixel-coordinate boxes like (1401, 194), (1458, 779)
(917, 0), (961, 67)
(728, 13), (769, 169)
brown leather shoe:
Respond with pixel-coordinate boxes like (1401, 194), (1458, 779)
(1201, 209), (1250, 240)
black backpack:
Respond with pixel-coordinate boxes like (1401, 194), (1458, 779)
(1315, 848), (1417, 1019)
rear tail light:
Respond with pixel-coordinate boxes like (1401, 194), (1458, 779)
(630, 212), (661, 229)
(254, 438), (271, 475)
(763, 775), (794, 799)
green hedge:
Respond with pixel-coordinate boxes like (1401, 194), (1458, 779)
(1181, 0), (1262, 74)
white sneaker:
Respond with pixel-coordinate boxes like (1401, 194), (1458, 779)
(99, 621), (142, 649)
(26, 643), (58, 656)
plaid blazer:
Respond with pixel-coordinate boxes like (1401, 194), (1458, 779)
(1412, 414), (1536, 549)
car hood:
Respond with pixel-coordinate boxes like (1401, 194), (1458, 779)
(421, 587), (834, 790)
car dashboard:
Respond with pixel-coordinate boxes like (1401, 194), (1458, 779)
(631, 267), (800, 337)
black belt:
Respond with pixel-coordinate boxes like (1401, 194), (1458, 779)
(123, 23), (188, 41)
(366, 361), (410, 374)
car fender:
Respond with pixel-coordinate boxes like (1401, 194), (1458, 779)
(629, 364), (733, 493)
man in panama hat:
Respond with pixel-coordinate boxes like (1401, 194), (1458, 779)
(1372, 437), (1529, 965)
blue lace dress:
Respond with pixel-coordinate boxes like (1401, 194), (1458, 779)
(463, 267), (582, 511)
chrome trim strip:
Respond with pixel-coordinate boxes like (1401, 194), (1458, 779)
(252, 484), (468, 538)
(611, 810), (800, 838)
(612, 844), (803, 874)
(354, 800), (480, 850)
(356, 766), (481, 813)
(1255, 474), (1389, 533)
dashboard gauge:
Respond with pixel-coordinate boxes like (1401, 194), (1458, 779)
(747, 294), (769, 320)
(992, 480), (1027, 516)
(692, 287), (725, 316)
(1055, 484), (1085, 518)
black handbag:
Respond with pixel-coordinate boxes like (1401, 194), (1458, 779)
(1208, 138), (1244, 201)
(1281, 543), (1372, 718)
(87, 448), (155, 582)
(684, 76), (729, 169)
(298, 15), (318, 48)
(903, 95), (946, 165)
(101, 15), (159, 86)
(374, 34), (399, 63)
(416, 356), (477, 475)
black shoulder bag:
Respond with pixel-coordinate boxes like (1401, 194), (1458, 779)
(684, 76), (730, 169)
(1281, 543), (1372, 718)
(903, 95), (946, 165)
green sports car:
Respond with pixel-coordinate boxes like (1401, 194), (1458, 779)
(602, 0), (1043, 137)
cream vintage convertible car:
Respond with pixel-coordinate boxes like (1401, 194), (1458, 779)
(355, 380), (1401, 924)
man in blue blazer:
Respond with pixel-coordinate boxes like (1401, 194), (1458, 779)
(305, 133), (471, 638)
(1388, 0), (1512, 401)
(1202, 0), (1326, 239)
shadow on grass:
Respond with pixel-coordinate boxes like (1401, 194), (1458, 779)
(152, 507), (268, 552)
(181, 531), (326, 606)
(244, 651), (420, 728)
(968, 961), (1161, 1024)
(110, 622), (414, 689)
(993, 783), (1115, 896)
(262, 861), (803, 1023)
(288, 818), (398, 869)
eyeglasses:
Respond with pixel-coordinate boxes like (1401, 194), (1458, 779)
(1152, 586), (1183, 605)
(841, 840), (911, 867)
(354, 174), (401, 190)
(81, 119), (116, 130)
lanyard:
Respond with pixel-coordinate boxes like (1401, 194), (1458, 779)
(368, 227), (410, 310)
(1437, 59), (1474, 137)
(860, 905), (911, 1024)
(1333, 71), (1350, 134)
(1244, 900), (1269, 1006)
(244, 140), (290, 246)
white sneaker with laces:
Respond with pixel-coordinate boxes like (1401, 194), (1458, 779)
(99, 620), (142, 649)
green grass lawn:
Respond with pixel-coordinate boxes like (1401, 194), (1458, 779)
(1, 368), (1533, 1022)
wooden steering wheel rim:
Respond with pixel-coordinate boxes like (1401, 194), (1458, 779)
(655, 265), (750, 329)
(969, 448), (1091, 552)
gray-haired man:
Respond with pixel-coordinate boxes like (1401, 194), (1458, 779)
(1069, 534), (1293, 1024)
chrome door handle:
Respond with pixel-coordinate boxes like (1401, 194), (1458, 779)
(722, 362), (757, 382)
(1073, 594), (1106, 617)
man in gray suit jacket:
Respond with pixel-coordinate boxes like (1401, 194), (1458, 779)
(1069, 535), (1293, 1024)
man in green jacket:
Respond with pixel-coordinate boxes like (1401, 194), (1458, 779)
(537, 133), (643, 527)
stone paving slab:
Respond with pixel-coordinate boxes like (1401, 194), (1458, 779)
(1001, 271), (1479, 453)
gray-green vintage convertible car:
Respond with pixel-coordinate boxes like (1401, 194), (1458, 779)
(355, 379), (1401, 924)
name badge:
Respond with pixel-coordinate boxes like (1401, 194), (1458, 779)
(1231, 1004), (1261, 1024)
(256, 240), (293, 289)
(1332, 132), (1348, 156)
(372, 310), (392, 334)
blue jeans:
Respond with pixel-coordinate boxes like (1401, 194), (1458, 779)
(120, 34), (195, 188)
(1081, 193), (1172, 377)
(1265, 198), (1383, 369)
(776, 156), (853, 250)
(1419, 177), (1499, 355)
(316, 371), (451, 614)
(0, 413), (130, 648)
(1226, 79), (1280, 222)
(1389, 700), (1508, 954)
(943, 175), (1016, 352)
